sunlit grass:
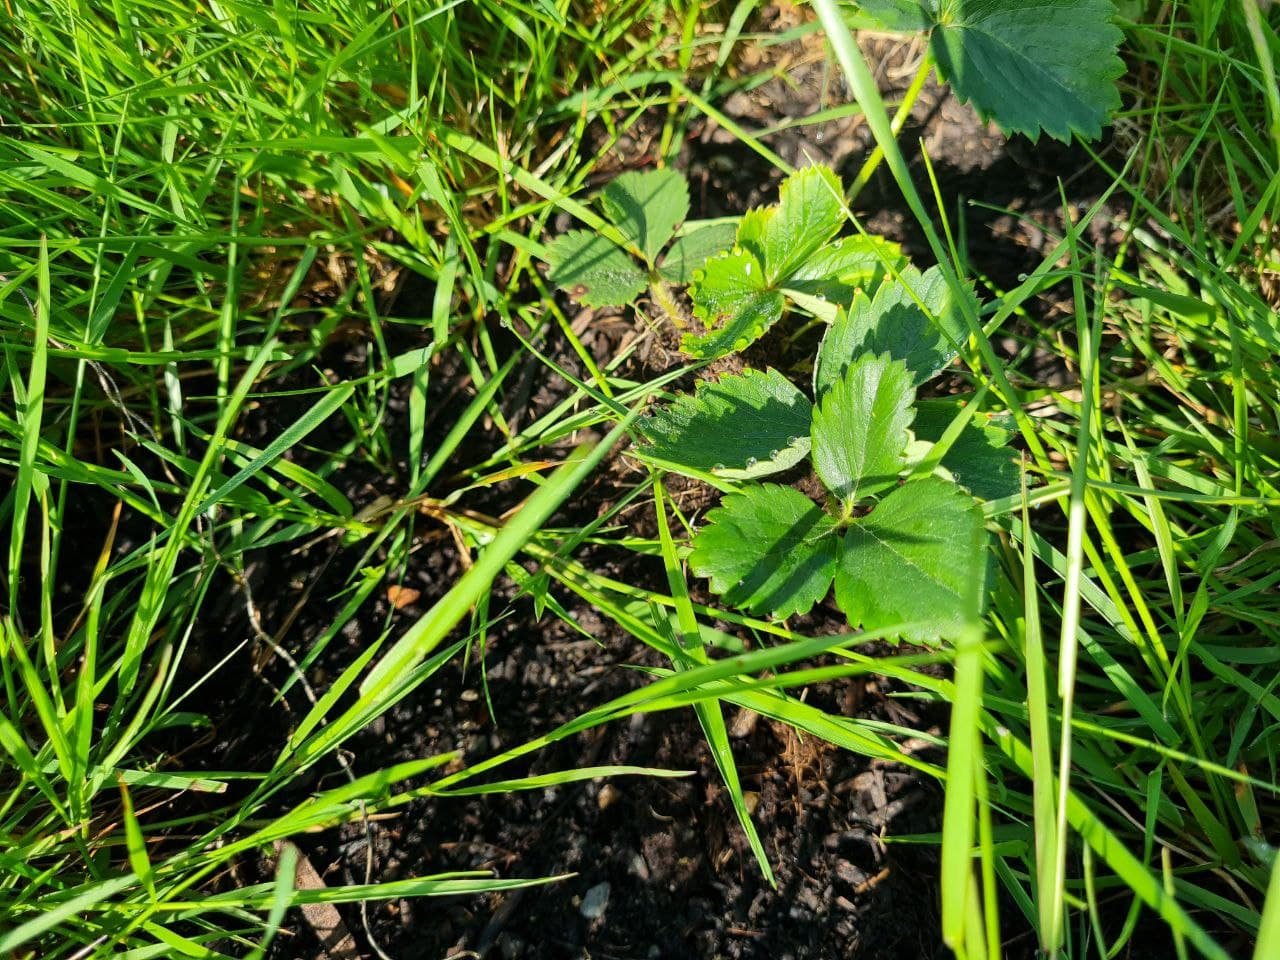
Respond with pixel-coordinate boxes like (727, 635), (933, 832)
(0, 0), (737, 954)
(2, 0), (1279, 956)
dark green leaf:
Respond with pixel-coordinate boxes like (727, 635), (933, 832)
(639, 368), (813, 480)
(814, 265), (972, 392)
(811, 353), (915, 505)
(601, 169), (690, 264)
(683, 249), (785, 359)
(659, 221), (738, 283)
(833, 477), (988, 641)
(546, 230), (646, 307)
(913, 398), (1021, 501)
(689, 484), (839, 619)
(934, 0), (1123, 142)
(861, 0), (1124, 143)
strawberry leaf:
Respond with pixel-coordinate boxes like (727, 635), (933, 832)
(737, 165), (845, 284)
(833, 477), (988, 641)
(913, 398), (1021, 501)
(814, 265), (972, 393)
(859, 0), (1124, 143)
(600, 169), (690, 264)
(783, 233), (905, 300)
(546, 230), (646, 307)
(811, 353), (915, 505)
(683, 249), (785, 359)
(659, 221), (737, 283)
(689, 484), (839, 619)
(639, 368), (813, 480)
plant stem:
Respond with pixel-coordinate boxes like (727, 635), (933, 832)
(848, 50), (933, 203)
(649, 272), (688, 329)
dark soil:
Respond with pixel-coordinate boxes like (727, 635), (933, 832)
(167, 8), (1153, 960)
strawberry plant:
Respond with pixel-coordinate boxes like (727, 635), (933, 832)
(636, 215), (1017, 639)
(545, 162), (1019, 639)
(544, 168), (736, 308)
(542, 0), (1128, 636)
(546, 165), (903, 357)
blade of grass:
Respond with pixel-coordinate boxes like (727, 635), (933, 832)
(653, 477), (773, 885)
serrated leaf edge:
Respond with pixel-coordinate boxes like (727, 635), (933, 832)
(637, 368), (814, 478)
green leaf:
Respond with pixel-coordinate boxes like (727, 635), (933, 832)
(856, 0), (936, 30)
(683, 249), (785, 359)
(814, 265), (972, 392)
(937, 0), (1123, 142)
(862, 0), (1124, 143)
(689, 484), (839, 619)
(681, 166), (866, 357)
(659, 221), (737, 283)
(783, 233), (905, 302)
(601, 168), (690, 264)
(913, 398), (1021, 501)
(811, 353), (915, 504)
(639, 368), (813, 480)
(546, 230), (646, 307)
(833, 477), (987, 641)
(737, 164), (845, 283)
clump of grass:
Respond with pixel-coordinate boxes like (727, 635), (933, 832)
(0, 0), (745, 954)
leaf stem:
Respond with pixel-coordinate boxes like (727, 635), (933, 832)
(648, 271), (688, 329)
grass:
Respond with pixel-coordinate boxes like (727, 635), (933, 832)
(1, 0), (1279, 957)
(0, 0), (750, 954)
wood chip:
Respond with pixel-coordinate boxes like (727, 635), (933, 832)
(273, 840), (360, 960)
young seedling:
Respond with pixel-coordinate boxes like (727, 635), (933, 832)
(545, 164), (903, 355)
(682, 165), (903, 358)
(544, 168), (736, 315)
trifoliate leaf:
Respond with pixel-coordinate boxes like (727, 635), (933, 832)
(783, 234), (906, 303)
(600, 169), (690, 265)
(683, 249), (785, 359)
(814, 265), (972, 393)
(737, 165), (845, 284)
(659, 221), (738, 283)
(639, 368), (813, 480)
(689, 484), (839, 619)
(811, 353), (915, 505)
(546, 230), (647, 307)
(860, 0), (1124, 143)
(834, 477), (988, 641)
(913, 398), (1021, 501)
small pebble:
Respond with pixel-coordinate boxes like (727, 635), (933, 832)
(597, 783), (620, 811)
(579, 881), (611, 920)
(628, 852), (650, 881)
